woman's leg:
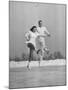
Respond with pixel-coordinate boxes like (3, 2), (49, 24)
(27, 47), (30, 69)
(27, 43), (35, 69)
(27, 48), (31, 69)
(27, 48), (33, 69)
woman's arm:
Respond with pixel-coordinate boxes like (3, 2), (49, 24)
(25, 32), (31, 41)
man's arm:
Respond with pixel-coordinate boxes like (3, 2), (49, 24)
(44, 27), (51, 37)
(37, 34), (46, 37)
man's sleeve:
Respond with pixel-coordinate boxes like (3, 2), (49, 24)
(44, 27), (50, 35)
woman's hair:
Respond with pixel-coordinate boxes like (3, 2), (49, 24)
(30, 26), (36, 32)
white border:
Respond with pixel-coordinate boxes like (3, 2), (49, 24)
(10, 0), (67, 4)
(0, 0), (68, 90)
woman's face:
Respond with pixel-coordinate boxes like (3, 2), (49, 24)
(33, 27), (37, 32)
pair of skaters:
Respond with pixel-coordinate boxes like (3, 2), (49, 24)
(25, 20), (51, 69)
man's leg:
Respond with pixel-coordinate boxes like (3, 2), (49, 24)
(38, 41), (49, 66)
(36, 41), (44, 66)
(42, 40), (49, 54)
(43, 47), (49, 54)
(39, 54), (43, 66)
(37, 49), (43, 66)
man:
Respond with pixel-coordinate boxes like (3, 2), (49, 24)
(37, 20), (51, 65)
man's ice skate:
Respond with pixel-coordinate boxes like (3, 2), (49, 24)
(44, 47), (49, 54)
(27, 61), (31, 70)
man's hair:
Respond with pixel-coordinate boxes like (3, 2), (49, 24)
(38, 20), (42, 24)
(30, 26), (36, 32)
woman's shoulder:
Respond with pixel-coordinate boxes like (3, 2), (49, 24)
(26, 31), (31, 34)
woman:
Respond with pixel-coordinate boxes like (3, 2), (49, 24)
(25, 26), (39, 69)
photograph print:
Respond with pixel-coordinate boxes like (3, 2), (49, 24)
(9, 1), (66, 89)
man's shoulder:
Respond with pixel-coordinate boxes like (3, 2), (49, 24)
(37, 26), (46, 29)
(28, 31), (32, 34)
(37, 27), (40, 29)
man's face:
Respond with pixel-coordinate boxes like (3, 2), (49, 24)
(39, 21), (43, 27)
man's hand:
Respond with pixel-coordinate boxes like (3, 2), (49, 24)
(48, 34), (51, 37)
